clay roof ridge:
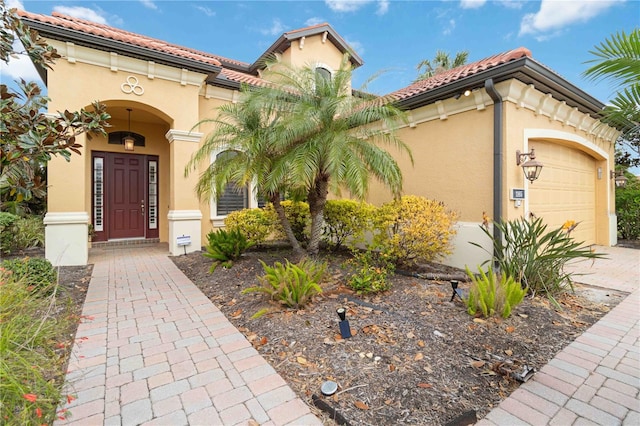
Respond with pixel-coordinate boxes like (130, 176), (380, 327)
(284, 22), (330, 36)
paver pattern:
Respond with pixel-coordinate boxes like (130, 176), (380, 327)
(477, 245), (640, 425)
(55, 244), (320, 426)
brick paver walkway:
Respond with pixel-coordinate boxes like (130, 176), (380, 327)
(477, 245), (640, 425)
(55, 244), (320, 426)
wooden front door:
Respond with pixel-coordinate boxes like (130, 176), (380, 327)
(110, 154), (145, 239)
(91, 152), (159, 241)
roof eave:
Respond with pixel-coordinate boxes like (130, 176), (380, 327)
(21, 16), (223, 83)
(398, 58), (605, 119)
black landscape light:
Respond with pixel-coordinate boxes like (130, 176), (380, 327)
(450, 280), (464, 302)
(336, 307), (351, 338)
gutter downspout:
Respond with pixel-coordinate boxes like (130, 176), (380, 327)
(484, 78), (503, 256)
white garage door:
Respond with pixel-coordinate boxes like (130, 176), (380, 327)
(528, 141), (596, 245)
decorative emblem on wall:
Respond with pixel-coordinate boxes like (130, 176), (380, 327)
(121, 76), (144, 95)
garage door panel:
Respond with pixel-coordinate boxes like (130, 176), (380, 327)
(529, 141), (596, 245)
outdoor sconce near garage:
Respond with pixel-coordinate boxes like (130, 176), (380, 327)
(611, 170), (628, 188)
(123, 108), (135, 152)
(516, 149), (544, 183)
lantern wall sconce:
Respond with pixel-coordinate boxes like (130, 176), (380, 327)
(516, 148), (544, 183)
(611, 170), (628, 188)
(123, 108), (135, 151)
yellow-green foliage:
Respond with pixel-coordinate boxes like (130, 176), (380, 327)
(323, 200), (375, 249)
(224, 208), (276, 246)
(465, 266), (526, 319)
(373, 195), (458, 265)
(243, 258), (326, 310)
(266, 201), (310, 242)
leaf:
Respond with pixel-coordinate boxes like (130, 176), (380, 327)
(471, 360), (486, 369)
(354, 400), (369, 410)
(417, 383), (432, 388)
(259, 336), (268, 346)
(417, 340), (425, 347)
(406, 331), (416, 339)
(296, 356), (307, 365)
(389, 364), (396, 372)
(473, 318), (486, 324)
(230, 308), (242, 318)
(505, 326), (515, 333)
(414, 353), (424, 361)
(424, 365), (433, 373)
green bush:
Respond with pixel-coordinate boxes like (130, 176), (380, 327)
(323, 200), (374, 250)
(373, 195), (458, 266)
(266, 200), (310, 243)
(347, 248), (395, 294)
(472, 217), (606, 300)
(616, 174), (640, 240)
(224, 208), (276, 246)
(243, 258), (326, 309)
(0, 212), (19, 254)
(0, 269), (71, 425)
(15, 216), (45, 251)
(465, 266), (526, 319)
(1, 257), (57, 295)
(203, 229), (254, 272)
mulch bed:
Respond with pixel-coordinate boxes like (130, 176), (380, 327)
(171, 246), (627, 425)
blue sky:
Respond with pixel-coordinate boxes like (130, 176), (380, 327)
(2, 0), (638, 104)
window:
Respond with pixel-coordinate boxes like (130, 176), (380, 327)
(215, 151), (248, 216)
(316, 66), (331, 83)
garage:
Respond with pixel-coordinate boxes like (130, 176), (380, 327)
(528, 140), (597, 245)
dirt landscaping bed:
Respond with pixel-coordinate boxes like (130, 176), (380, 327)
(171, 247), (626, 425)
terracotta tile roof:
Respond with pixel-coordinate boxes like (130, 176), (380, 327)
(18, 10), (226, 67)
(284, 22), (330, 36)
(389, 47), (532, 101)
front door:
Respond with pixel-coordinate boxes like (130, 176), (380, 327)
(91, 152), (159, 241)
(110, 154), (145, 239)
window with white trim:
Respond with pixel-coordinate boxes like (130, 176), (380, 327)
(215, 150), (249, 216)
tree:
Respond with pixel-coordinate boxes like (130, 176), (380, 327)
(0, 4), (110, 211)
(583, 29), (640, 166)
(188, 54), (412, 256)
(414, 50), (469, 82)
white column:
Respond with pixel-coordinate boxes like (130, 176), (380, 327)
(43, 212), (89, 266)
(168, 210), (203, 255)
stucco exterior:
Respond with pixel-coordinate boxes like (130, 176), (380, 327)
(20, 11), (618, 269)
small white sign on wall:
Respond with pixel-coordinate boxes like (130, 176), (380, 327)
(510, 188), (526, 200)
(177, 235), (191, 246)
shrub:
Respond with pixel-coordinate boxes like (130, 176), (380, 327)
(203, 229), (254, 272)
(373, 195), (458, 266)
(266, 200), (310, 243)
(616, 175), (640, 240)
(472, 217), (606, 300)
(1, 257), (57, 294)
(243, 258), (326, 309)
(323, 199), (374, 250)
(0, 212), (19, 254)
(0, 268), (71, 425)
(224, 208), (276, 246)
(347, 248), (395, 294)
(14, 216), (45, 250)
(464, 266), (526, 319)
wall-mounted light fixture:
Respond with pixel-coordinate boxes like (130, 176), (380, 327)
(611, 170), (628, 188)
(123, 108), (135, 152)
(516, 148), (543, 183)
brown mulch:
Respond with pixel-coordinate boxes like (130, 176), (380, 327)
(170, 246), (627, 425)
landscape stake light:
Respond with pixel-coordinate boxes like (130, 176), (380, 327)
(336, 307), (351, 338)
(450, 280), (464, 302)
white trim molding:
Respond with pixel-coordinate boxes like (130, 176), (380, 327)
(43, 212), (90, 266)
(165, 129), (203, 144)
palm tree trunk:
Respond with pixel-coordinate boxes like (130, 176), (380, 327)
(307, 175), (329, 256)
(271, 195), (305, 257)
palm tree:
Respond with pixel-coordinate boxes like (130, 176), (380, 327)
(583, 29), (640, 138)
(185, 98), (305, 255)
(414, 50), (469, 82)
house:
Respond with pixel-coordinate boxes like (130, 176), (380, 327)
(18, 11), (619, 268)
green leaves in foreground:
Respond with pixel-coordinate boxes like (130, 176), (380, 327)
(203, 229), (254, 272)
(465, 266), (526, 319)
(243, 258), (326, 312)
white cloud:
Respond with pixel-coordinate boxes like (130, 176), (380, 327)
(195, 5), (215, 17)
(520, 0), (624, 37)
(497, 0), (525, 10)
(305, 17), (325, 26)
(5, 0), (24, 10)
(139, 0), (157, 10)
(52, 6), (109, 24)
(460, 0), (486, 9)
(261, 19), (286, 36)
(443, 19), (456, 35)
(325, 0), (389, 15)
(1, 40), (43, 84)
(346, 38), (365, 56)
